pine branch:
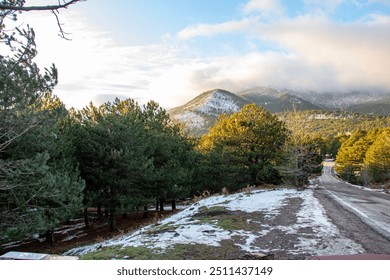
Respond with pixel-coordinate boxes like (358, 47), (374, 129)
(0, 0), (83, 12)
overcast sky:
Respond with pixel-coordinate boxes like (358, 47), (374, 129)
(10, 0), (390, 109)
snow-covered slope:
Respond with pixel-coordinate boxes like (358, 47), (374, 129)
(238, 87), (321, 112)
(168, 89), (249, 135)
(295, 91), (390, 113)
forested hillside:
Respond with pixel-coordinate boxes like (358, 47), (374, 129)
(278, 110), (390, 139)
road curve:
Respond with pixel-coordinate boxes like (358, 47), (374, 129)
(314, 161), (390, 253)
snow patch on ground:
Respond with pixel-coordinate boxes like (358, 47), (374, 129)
(283, 190), (364, 255)
(64, 189), (364, 257)
(224, 189), (297, 217)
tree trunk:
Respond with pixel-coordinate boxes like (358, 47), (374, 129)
(109, 209), (116, 231)
(83, 207), (89, 228)
(155, 200), (159, 211)
(109, 185), (117, 231)
(171, 199), (176, 211)
(143, 205), (149, 219)
(97, 203), (102, 217)
(159, 199), (164, 211)
(45, 229), (54, 246)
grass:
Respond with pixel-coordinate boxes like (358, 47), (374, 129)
(193, 205), (262, 232)
(79, 241), (245, 260)
(79, 204), (265, 260)
(80, 246), (160, 260)
(143, 222), (177, 235)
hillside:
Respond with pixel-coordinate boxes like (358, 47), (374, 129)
(297, 91), (390, 114)
(238, 87), (321, 112)
(169, 87), (390, 136)
(168, 89), (249, 135)
(168, 87), (321, 135)
(278, 110), (390, 139)
(346, 97), (390, 115)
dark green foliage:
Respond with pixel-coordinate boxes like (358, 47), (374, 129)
(72, 100), (151, 230)
(141, 101), (194, 208)
(191, 145), (251, 194)
(0, 25), (84, 243)
(71, 99), (194, 230)
(197, 104), (288, 191)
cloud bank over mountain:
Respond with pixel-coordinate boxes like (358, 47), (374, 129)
(15, 0), (390, 109)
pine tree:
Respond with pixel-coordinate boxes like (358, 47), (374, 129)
(198, 104), (288, 188)
(141, 101), (193, 210)
(364, 128), (390, 183)
(0, 39), (84, 243)
(335, 129), (380, 184)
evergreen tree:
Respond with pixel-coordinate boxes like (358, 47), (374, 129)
(198, 104), (288, 188)
(335, 129), (380, 184)
(0, 29), (84, 243)
(72, 99), (154, 230)
(141, 101), (193, 210)
(364, 128), (390, 183)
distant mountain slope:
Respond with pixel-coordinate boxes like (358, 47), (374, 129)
(238, 87), (321, 112)
(343, 97), (390, 115)
(169, 87), (390, 136)
(297, 91), (390, 115)
(168, 89), (249, 135)
(278, 110), (390, 139)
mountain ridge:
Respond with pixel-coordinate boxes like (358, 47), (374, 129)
(168, 89), (249, 135)
(168, 87), (390, 135)
(237, 87), (322, 112)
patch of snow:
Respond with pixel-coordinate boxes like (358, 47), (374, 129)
(64, 189), (364, 257)
(62, 232), (88, 242)
(55, 223), (85, 235)
(223, 189), (297, 217)
(174, 111), (205, 129)
(197, 90), (240, 116)
(2, 239), (34, 249)
(323, 188), (390, 240)
(288, 190), (364, 255)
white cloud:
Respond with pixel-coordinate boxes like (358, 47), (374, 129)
(177, 18), (254, 40)
(255, 15), (390, 90)
(9, 1), (390, 110)
(15, 10), (196, 109)
(174, 12), (390, 96)
(303, 0), (345, 12)
(243, 0), (285, 16)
